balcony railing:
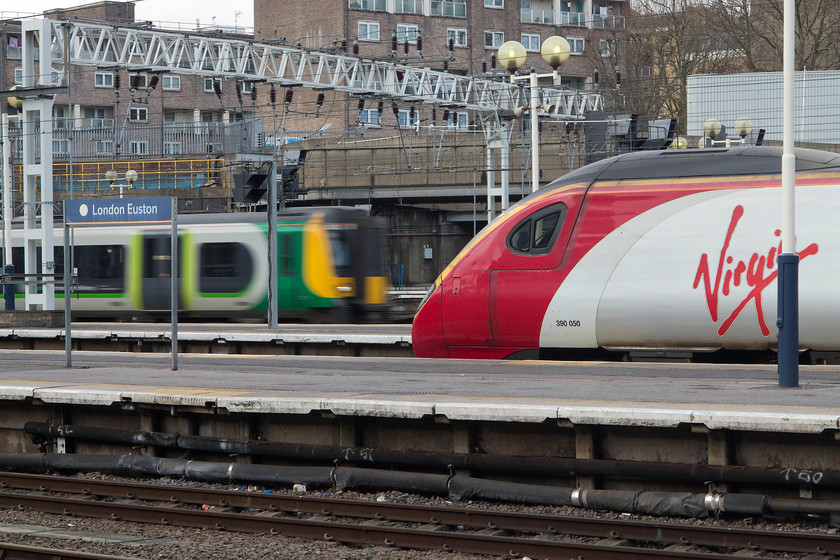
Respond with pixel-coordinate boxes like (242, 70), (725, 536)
(592, 13), (625, 29)
(7, 119), (264, 162)
(348, 0), (387, 11)
(521, 8), (555, 24)
(395, 0), (423, 14)
(559, 11), (586, 26)
(431, 0), (466, 17)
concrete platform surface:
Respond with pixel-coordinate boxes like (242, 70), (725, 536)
(0, 350), (839, 434)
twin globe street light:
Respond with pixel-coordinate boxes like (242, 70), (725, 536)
(497, 36), (570, 194)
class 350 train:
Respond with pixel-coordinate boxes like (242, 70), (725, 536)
(413, 146), (840, 362)
(3, 207), (390, 323)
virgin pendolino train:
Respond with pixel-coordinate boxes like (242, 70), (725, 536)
(412, 146), (840, 362)
(5, 207), (389, 322)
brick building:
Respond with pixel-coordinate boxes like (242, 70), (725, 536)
(253, 0), (626, 134)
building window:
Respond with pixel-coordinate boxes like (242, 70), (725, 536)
(396, 24), (420, 43)
(447, 28), (468, 47)
(484, 31), (504, 48)
(129, 73), (147, 89)
(163, 111), (176, 122)
(358, 21), (380, 41)
(164, 142), (182, 155)
(349, 0), (387, 10)
(162, 75), (181, 90)
(129, 107), (148, 121)
(52, 139), (69, 155)
(600, 39), (614, 57)
(95, 140), (114, 155)
(204, 78), (221, 93)
(201, 111), (215, 123)
(240, 80), (254, 93)
(359, 108), (381, 125)
(129, 141), (148, 155)
(53, 107), (66, 129)
(14, 68), (23, 84)
(568, 36), (585, 54)
(447, 111), (469, 129)
(94, 72), (113, 88)
(397, 109), (418, 129)
(521, 33), (540, 52)
(484, 0), (503, 7)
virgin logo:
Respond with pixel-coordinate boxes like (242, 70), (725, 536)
(693, 205), (818, 336)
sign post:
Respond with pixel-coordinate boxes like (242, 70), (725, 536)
(64, 197), (177, 369)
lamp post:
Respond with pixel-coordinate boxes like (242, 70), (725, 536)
(702, 117), (753, 147)
(498, 36), (570, 193)
(105, 169), (138, 198)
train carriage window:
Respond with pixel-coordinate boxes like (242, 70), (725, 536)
(328, 229), (352, 276)
(73, 245), (125, 293)
(506, 203), (567, 255)
(199, 242), (253, 294)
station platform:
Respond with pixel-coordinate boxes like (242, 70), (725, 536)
(0, 322), (414, 357)
(0, 350), (838, 434)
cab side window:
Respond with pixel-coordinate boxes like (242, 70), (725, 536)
(506, 203), (566, 255)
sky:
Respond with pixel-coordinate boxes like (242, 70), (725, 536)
(3, 1), (254, 31)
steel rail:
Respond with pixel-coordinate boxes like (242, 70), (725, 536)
(0, 490), (769, 559)
(1, 473), (838, 556)
(0, 542), (135, 560)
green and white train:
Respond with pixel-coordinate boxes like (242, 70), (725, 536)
(4, 207), (389, 322)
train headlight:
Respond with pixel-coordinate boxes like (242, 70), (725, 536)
(336, 284), (353, 294)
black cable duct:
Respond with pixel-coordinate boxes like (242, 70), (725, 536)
(25, 422), (840, 490)
(2, 453), (840, 522)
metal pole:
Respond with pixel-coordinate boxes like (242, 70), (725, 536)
(778, 0), (798, 387)
(529, 71), (540, 193)
(171, 199), (178, 371)
(267, 161), (278, 328)
(64, 207), (71, 367)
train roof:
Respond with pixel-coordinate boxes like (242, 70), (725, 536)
(175, 206), (369, 225)
(551, 146), (840, 187)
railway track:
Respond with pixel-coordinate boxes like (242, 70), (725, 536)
(0, 472), (836, 559)
(0, 542), (135, 560)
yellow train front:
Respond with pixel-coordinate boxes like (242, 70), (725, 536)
(3, 207), (390, 322)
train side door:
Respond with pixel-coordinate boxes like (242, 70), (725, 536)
(440, 264), (495, 348)
(142, 233), (180, 311)
(488, 202), (573, 347)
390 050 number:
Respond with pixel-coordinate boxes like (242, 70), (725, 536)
(555, 319), (581, 327)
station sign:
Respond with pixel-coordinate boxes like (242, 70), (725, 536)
(65, 197), (173, 225)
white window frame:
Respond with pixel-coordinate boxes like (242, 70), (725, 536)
(129, 73), (148, 89)
(447, 111), (469, 129)
(129, 140), (148, 155)
(600, 39), (613, 57)
(567, 36), (585, 55)
(162, 75), (181, 90)
(484, 30), (504, 48)
(397, 108), (418, 129)
(359, 108), (381, 126)
(95, 140), (114, 155)
(94, 72), (113, 88)
(14, 67), (23, 84)
(52, 139), (69, 155)
(484, 0), (504, 7)
(163, 141), (183, 155)
(358, 21), (380, 41)
(204, 78), (221, 93)
(396, 24), (420, 44)
(129, 107), (148, 121)
(240, 81), (254, 94)
(447, 28), (468, 48)
(521, 33), (540, 52)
